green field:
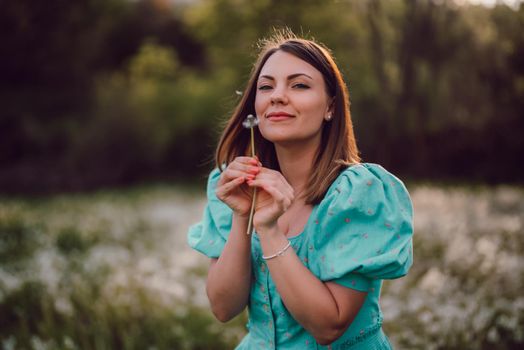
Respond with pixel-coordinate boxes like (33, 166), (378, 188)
(1, 184), (523, 349)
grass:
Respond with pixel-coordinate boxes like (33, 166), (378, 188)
(1, 183), (523, 349)
(0, 184), (245, 350)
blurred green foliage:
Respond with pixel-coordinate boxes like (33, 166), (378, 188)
(55, 227), (94, 256)
(0, 189), (248, 349)
(1, 0), (523, 193)
(0, 280), (239, 349)
(0, 184), (522, 349)
(0, 219), (40, 267)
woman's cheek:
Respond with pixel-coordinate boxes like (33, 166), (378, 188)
(254, 94), (267, 116)
(257, 120), (269, 139)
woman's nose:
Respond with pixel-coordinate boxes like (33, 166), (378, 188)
(270, 86), (288, 105)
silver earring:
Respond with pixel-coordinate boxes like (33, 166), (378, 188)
(326, 114), (332, 121)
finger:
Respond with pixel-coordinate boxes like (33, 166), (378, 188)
(255, 169), (294, 200)
(247, 178), (293, 211)
(282, 196), (292, 211)
(229, 163), (260, 176)
(272, 170), (295, 198)
(221, 164), (260, 184)
(233, 156), (261, 167)
(258, 182), (292, 212)
(253, 175), (293, 202)
(222, 168), (257, 183)
(218, 158), (258, 184)
(216, 177), (245, 198)
(228, 161), (260, 176)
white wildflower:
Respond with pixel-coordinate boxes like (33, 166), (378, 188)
(2, 336), (16, 350)
(419, 267), (447, 294)
(0, 268), (22, 294)
(487, 327), (499, 343)
(54, 296), (73, 316)
(475, 237), (498, 273)
(30, 336), (48, 350)
(63, 337), (78, 350)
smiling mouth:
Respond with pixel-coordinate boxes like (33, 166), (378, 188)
(267, 114), (294, 121)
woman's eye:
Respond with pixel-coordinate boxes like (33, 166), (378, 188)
(293, 83), (310, 89)
(258, 85), (272, 90)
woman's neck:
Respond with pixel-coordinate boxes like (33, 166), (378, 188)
(274, 138), (319, 195)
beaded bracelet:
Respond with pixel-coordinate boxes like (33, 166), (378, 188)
(262, 241), (292, 260)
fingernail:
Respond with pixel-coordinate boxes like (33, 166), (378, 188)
(246, 174), (255, 180)
(249, 167), (259, 174)
(249, 159), (258, 165)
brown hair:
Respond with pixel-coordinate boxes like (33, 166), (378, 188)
(215, 29), (360, 205)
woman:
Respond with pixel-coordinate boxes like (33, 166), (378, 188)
(187, 31), (413, 349)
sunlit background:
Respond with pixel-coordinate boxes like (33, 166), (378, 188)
(1, 0), (523, 349)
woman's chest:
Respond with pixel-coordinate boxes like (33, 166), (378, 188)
(277, 204), (313, 238)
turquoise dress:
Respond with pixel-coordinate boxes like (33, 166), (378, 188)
(187, 163), (414, 349)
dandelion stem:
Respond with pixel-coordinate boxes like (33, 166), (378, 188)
(247, 127), (257, 235)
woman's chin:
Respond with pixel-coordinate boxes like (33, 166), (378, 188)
(261, 128), (320, 145)
(266, 136), (314, 148)
(261, 132), (295, 144)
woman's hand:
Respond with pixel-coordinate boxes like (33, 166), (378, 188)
(247, 168), (295, 232)
(215, 157), (261, 217)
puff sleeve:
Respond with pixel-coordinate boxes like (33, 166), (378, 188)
(309, 163), (413, 292)
(187, 168), (233, 258)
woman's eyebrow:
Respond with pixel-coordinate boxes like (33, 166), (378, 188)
(259, 73), (314, 81)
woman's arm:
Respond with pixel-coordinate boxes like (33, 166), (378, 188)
(247, 169), (367, 344)
(258, 230), (367, 345)
(206, 157), (261, 322)
(206, 214), (253, 323)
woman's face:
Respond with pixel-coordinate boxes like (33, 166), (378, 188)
(254, 50), (332, 146)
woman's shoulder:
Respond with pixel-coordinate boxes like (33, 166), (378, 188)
(337, 162), (403, 183)
(318, 162), (413, 217)
(308, 162), (414, 282)
(327, 163), (409, 197)
(208, 166), (222, 182)
(205, 166), (224, 196)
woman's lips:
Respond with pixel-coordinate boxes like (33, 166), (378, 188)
(267, 113), (294, 121)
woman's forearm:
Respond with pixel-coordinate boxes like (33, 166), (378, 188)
(206, 213), (252, 322)
(258, 228), (361, 344)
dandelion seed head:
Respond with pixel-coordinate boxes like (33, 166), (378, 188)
(242, 114), (259, 129)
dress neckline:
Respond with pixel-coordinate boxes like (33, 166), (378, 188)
(252, 168), (348, 241)
(286, 203), (319, 241)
